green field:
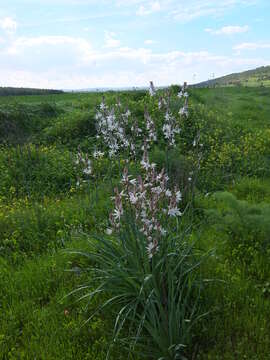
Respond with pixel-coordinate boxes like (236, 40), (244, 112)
(0, 86), (270, 359)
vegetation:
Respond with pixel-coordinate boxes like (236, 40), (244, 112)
(0, 87), (64, 97)
(0, 82), (270, 359)
(195, 65), (270, 88)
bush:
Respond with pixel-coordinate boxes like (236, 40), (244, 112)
(0, 103), (61, 144)
(42, 110), (96, 149)
(0, 144), (75, 200)
(229, 177), (270, 203)
(205, 192), (270, 268)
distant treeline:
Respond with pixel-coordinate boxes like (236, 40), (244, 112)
(0, 87), (64, 96)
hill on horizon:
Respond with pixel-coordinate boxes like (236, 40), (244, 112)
(194, 65), (270, 88)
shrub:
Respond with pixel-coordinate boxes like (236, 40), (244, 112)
(229, 177), (270, 203)
(42, 110), (96, 149)
(205, 192), (270, 268)
(0, 103), (61, 144)
(0, 144), (75, 200)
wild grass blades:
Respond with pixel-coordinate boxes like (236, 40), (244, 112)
(68, 212), (204, 359)
(69, 145), (205, 359)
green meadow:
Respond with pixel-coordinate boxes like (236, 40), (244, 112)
(0, 86), (270, 359)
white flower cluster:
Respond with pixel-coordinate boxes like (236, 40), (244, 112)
(192, 133), (203, 149)
(75, 147), (92, 186)
(95, 99), (130, 158)
(96, 101), (125, 157)
(162, 111), (181, 147)
(94, 82), (190, 160)
(109, 150), (182, 259)
(144, 108), (157, 146)
(130, 118), (143, 156)
(178, 82), (189, 117)
(177, 83), (189, 100)
(93, 150), (104, 159)
(158, 96), (167, 110)
(149, 81), (156, 97)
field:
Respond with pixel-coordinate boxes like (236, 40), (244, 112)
(0, 85), (270, 359)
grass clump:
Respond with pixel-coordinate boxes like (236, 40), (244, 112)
(42, 110), (96, 149)
(0, 144), (75, 200)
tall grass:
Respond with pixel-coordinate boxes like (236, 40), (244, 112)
(69, 213), (205, 359)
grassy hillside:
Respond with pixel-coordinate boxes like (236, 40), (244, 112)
(195, 65), (270, 88)
(0, 86), (270, 359)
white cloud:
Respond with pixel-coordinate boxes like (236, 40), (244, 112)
(5, 36), (93, 59)
(104, 31), (121, 48)
(233, 42), (270, 51)
(0, 33), (268, 89)
(0, 17), (17, 34)
(170, 0), (257, 22)
(29, 0), (257, 22)
(205, 25), (249, 35)
(136, 1), (161, 16)
(123, 0), (258, 21)
(144, 39), (157, 45)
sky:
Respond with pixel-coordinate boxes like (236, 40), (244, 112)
(0, 0), (269, 89)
